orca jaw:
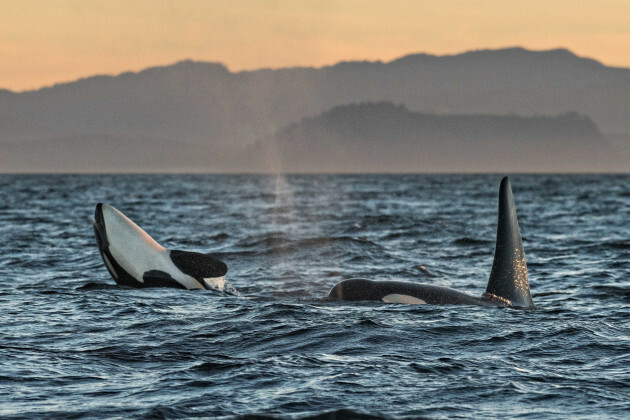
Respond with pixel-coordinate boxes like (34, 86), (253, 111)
(94, 203), (146, 288)
(93, 203), (108, 253)
(93, 203), (119, 283)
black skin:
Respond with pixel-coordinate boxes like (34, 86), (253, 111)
(328, 279), (501, 307)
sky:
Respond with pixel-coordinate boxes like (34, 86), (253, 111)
(2, 0), (630, 91)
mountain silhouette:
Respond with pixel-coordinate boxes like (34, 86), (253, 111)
(1, 47), (628, 172)
(265, 102), (615, 173)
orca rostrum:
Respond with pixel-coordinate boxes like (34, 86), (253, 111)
(93, 203), (228, 290)
(328, 177), (535, 309)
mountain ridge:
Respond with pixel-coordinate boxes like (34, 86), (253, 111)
(1, 47), (629, 172)
(269, 102), (615, 173)
(3, 102), (623, 173)
(3, 47), (623, 94)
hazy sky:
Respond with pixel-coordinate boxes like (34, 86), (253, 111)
(2, 0), (629, 91)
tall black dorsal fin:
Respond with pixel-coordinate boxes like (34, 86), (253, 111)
(484, 177), (534, 308)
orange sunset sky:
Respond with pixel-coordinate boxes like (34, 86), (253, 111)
(2, 0), (630, 91)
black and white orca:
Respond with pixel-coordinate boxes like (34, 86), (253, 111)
(328, 177), (535, 309)
(93, 203), (228, 290)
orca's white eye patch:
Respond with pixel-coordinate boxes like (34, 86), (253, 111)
(382, 294), (426, 304)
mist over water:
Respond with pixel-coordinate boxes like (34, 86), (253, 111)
(1, 174), (629, 418)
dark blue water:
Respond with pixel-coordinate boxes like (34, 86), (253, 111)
(1, 174), (629, 418)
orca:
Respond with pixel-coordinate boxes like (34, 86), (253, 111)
(93, 203), (228, 290)
(328, 177), (535, 309)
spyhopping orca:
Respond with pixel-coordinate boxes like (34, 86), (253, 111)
(328, 177), (535, 309)
(93, 203), (227, 290)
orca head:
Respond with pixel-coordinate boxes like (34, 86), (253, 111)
(483, 177), (535, 309)
(94, 203), (164, 255)
(93, 203), (165, 287)
(93, 203), (228, 290)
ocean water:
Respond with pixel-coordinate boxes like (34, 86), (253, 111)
(0, 174), (629, 419)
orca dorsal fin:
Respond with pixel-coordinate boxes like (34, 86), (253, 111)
(484, 177), (535, 308)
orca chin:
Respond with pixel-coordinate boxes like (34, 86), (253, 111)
(93, 203), (228, 290)
(329, 177), (536, 309)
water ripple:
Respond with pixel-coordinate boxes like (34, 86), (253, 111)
(0, 174), (629, 418)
